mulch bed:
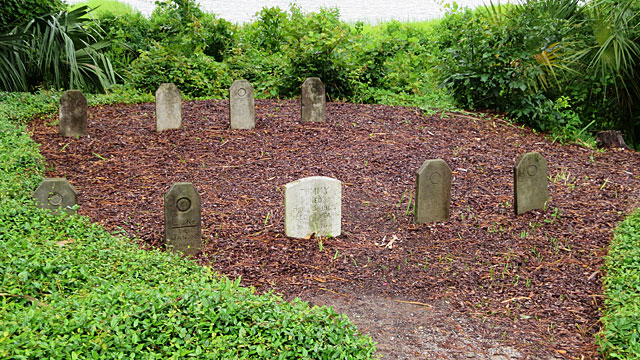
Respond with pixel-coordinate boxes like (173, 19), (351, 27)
(29, 99), (640, 358)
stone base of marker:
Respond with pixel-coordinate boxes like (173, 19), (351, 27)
(514, 152), (549, 215)
(59, 90), (87, 137)
(284, 176), (341, 239)
(164, 182), (202, 255)
(156, 83), (182, 132)
(414, 159), (451, 224)
(230, 79), (255, 129)
(301, 77), (326, 123)
(33, 178), (78, 214)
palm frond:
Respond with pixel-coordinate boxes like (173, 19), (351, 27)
(0, 33), (28, 91)
(20, 5), (116, 92)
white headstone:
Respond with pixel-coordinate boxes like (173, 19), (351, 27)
(284, 176), (341, 238)
(155, 83), (182, 132)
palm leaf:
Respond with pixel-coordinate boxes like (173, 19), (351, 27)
(20, 5), (116, 92)
(0, 32), (28, 91)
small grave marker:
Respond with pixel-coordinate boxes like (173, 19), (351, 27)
(284, 176), (341, 238)
(164, 182), (202, 255)
(514, 152), (549, 215)
(414, 159), (451, 224)
(155, 83), (182, 132)
(301, 77), (325, 122)
(230, 79), (255, 129)
(59, 90), (87, 137)
(33, 178), (78, 214)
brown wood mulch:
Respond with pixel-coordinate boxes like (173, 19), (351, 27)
(29, 99), (640, 359)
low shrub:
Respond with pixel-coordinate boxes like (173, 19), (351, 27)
(130, 45), (235, 98)
(93, 11), (152, 79)
(598, 209), (640, 358)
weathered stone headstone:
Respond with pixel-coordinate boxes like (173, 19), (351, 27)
(33, 178), (78, 214)
(155, 83), (182, 132)
(414, 159), (451, 224)
(164, 182), (202, 255)
(514, 152), (549, 215)
(229, 79), (255, 129)
(284, 176), (341, 238)
(300, 77), (325, 122)
(59, 90), (87, 137)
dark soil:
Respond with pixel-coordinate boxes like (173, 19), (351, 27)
(29, 99), (640, 359)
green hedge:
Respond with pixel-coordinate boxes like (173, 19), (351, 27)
(0, 91), (376, 359)
(598, 209), (640, 358)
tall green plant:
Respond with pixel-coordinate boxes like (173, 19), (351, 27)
(574, 0), (640, 141)
(19, 6), (116, 92)
(0, 33), (27, 91)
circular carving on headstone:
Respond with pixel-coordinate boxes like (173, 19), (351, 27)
(527, 165), (538, 177)
(237, 88), (247, 97)
(430, 172), (442, 184)
(48, 192), (63, 206)
(176, 197), (191, 212)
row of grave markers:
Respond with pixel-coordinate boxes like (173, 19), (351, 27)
(58, 78), (326, 137)
(34, 152), (549, 255)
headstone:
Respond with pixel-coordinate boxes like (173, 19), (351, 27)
(164, 182), (202, 255)
(33, 178), (78, 214)
(155, 83), (182, 132)
(301, 77), (325, 122)
(514, 152), (549, 215)
(414, 159), (451, 224)
(229, 79), (255, 129)
(59, 90), (87, 137)
(284, 176), (341, 238)
(596, 130), (629, 149)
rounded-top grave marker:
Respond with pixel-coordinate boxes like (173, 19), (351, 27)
(301, 77), (326, 123)
(414, 159), (451, 224)
(514, 151), (549, 215)
(155, 83), (182, 132)
(229, 79), (255, 129)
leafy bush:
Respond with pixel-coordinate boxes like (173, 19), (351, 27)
(0, 0), (64, 32)
(598, 209), (640, 358)
(130, 44), (235, 98)
(435, 3), (573, 131)
(0, 90), (376, 358)
(435, 0), (640, 146)
(93, 11), (152, 79)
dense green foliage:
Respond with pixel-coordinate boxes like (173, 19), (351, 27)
(598, 209), (640, 358)
(0, 0), (64, 32)
(94, 1), (452, 107)
(0, 91), (376, 358)
(435, 0), (640, 145)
